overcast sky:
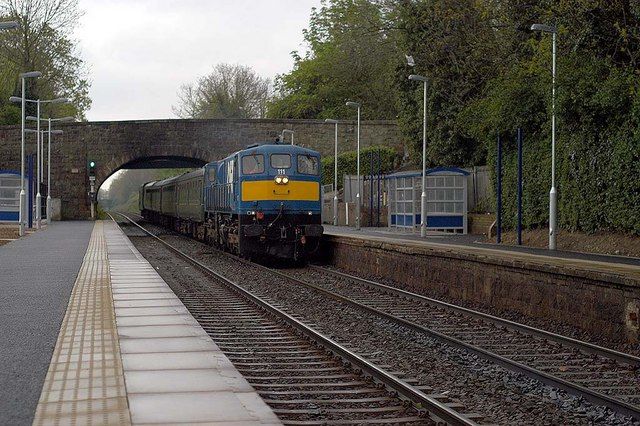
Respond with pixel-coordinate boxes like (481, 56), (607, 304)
(74, 0), (321, 121)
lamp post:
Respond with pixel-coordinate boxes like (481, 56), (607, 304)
(325, 119), (339, 226)
(346, 101), (361, 230)
(10, 71), (41, 236)
(409, 74), (429, 237)
(531, 23), (558, 250)
(282, 129), (294, 145)
(15, 96), (69, 229)
(27, 115), (73, 222)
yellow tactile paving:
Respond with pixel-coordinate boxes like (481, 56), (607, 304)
(33, 221), (131, 426)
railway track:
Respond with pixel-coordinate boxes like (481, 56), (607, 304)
(111, 212), (481, 425)
(261, 265), (640, 421)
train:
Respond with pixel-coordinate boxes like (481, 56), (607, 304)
(139, 141), (324, 261)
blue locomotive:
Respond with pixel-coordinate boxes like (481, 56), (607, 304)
(140, 142), (324, 261)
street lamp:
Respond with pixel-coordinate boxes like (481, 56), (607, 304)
(282, 129), (294, 145)
(325, 119), (340, 226)
(409, 74), (429, 237)
(10, 71), (41, 236)
(27, 115), (73, 222)
(531, 23), (558, 250)
(14, 96), (69, 229)
(345, 101), (361, 230)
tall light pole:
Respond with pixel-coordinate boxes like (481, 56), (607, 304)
(346, 101), (361, 230)
(10, 71), (41, 236)
(282, 129), (294, 145)
(409, 74), (429, 237)
(531, 23), (558, 250)
(27, 115), (73, 222)
(15, 96), (68, 229)
(325, 119), (339, 226)
(36, 100), (41, 227)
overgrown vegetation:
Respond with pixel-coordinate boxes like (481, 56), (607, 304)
(267, 0), (640, 234)
(321, 145), (399, 188)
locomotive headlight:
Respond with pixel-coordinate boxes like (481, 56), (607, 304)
(275, 175), (289, 185)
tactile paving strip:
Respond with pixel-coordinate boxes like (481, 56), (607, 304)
(103, 221), (281, 425)
(33, 221), (131, 425)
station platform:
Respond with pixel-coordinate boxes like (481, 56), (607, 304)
(323, 225), (640, 281)
(0, 221), (280, 425)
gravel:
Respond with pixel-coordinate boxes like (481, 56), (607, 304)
(319, 264), (640, 358)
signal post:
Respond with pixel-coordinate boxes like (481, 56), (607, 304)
(88, 161), (96, 219)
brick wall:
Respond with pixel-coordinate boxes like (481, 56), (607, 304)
(322, 235), (640, 343)
(0, 118), (400, 220)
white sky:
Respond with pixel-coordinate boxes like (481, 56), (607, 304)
(74, 0), (321, 121)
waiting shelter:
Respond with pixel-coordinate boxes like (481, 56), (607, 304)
(0, 170), (24, 222)
(387, 167), (469, 233)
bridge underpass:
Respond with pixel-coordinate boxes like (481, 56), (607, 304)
(96, 156), (207, 214)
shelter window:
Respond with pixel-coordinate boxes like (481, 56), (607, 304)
(242, 154), (264, 175)
(297, 154), (319, 175)
(270, 154), (291, 169)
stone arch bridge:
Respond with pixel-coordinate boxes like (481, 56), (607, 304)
(0, 119), (400, 219)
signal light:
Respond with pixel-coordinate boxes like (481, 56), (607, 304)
(89, 160), (96, 177)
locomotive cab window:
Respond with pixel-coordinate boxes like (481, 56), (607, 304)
(270, 154), (291, 169)
(297, 154), (319, 175)
(242, 154), (264, 175)
(207, 167), (216, 183)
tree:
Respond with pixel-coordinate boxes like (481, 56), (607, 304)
(268, 0), (640, 234)
(173, 63), (271, 119)
(267, 0), (399, 120)
(0, 0), (91, 122)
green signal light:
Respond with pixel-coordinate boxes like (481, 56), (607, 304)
(89, 161), (95, 168)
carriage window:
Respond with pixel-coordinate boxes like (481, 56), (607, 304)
(270, 154), (291, 169)
(242, 154), (264, 175)
(297, 154), (319, 175)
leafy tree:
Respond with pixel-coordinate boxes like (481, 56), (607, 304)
(0, 0), (91, 122)
(173, 63), (270, 119)
(267, 0), (399, 120)
(263, 0), (640, 233)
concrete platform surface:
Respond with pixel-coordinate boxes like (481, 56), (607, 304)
(0, 221), (94, 426)
(32, 221), (281, 425)
(324, 226), (640, 280)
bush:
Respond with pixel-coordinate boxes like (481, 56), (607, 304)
(484, 55), (640, 235)
(321, 145), (400, 188)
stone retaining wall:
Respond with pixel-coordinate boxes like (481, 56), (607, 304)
(322, 234), (640, 343)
